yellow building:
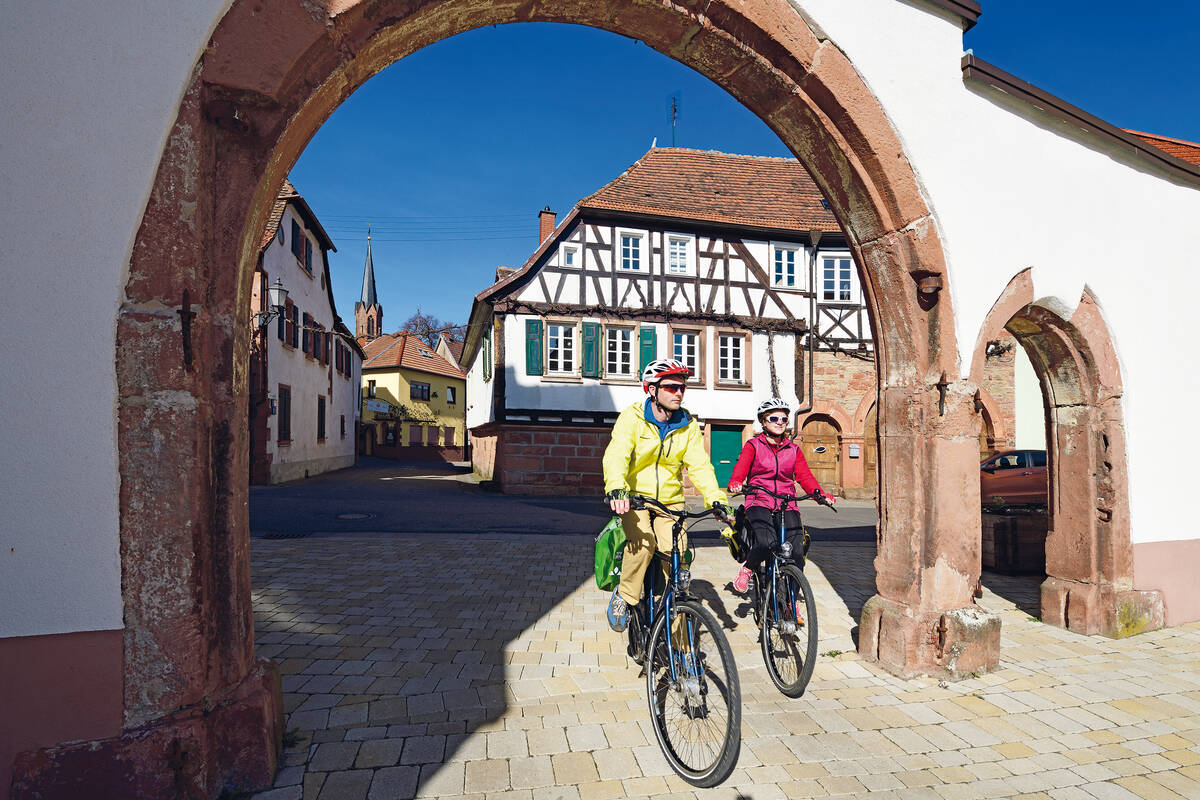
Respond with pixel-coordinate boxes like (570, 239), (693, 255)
(359, 331), (467, 460)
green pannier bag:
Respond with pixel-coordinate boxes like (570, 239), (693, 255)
(594, 516), (627, 591)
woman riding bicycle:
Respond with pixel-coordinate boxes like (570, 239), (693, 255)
(728, 397), (836, 593)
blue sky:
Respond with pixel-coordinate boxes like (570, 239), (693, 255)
(288, 2), (1200, 330)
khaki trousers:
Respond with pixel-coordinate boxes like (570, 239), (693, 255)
(617, 504), (688, 606)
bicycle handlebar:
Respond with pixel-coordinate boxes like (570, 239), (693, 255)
(737, 485), (838, 513)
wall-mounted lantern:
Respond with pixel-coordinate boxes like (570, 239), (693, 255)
(252, 277), (289, 330)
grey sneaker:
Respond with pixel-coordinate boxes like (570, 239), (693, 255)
(606, 591), (629, 632)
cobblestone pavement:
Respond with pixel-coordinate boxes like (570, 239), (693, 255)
(250, 535), (1200, 800)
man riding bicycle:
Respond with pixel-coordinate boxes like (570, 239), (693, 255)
(602, 358), (733, 632)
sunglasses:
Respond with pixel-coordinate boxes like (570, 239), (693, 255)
(657, 383), (687, 394)
(764, 415), (789, 424)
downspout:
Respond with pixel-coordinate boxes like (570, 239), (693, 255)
(793, 228), (822, 430)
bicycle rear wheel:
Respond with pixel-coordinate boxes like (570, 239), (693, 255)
(760, 563), (818, 697)
(645, 599), (741, 787)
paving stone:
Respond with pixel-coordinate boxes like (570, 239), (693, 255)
(316, 769), (373, 800)
(465, 759), (510, 793)
(309, 742), (360, 772)
(366, 766), (419, 800)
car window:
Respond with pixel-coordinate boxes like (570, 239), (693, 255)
(994, 453), (1022, 469)
(1029, 451), (1046, 467)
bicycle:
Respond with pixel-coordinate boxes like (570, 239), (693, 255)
(619, 494), (741, 787)
(734, 485), (835, 697)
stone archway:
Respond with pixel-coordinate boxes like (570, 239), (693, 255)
(15, 1), (993, 795)
(970, 271), (1164, 637)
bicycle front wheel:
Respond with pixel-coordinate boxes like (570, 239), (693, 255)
(645, 599), (741, 787)
(761, 563), (818, 697)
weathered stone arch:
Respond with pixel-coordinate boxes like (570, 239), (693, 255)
(973, 386), (1007, 453)
(17, 1), (995, 795)
(796, 400), (852, 435)
(971, 271), (1163, 637)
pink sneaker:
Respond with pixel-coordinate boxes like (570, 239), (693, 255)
(733, 565), (752, 593)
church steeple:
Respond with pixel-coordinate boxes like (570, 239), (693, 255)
(354, 226), (383, 340)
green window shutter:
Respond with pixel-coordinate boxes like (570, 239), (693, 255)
(639, 325), (657, 374)
(482, 329), (493, 381)
(525, 319), (544, 376)
(581, 322), (601, 378)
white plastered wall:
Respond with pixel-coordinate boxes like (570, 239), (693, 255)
(2, 0), (1197, 642)
(0, 1), (231, 638)
(802, 0), (1200, 544)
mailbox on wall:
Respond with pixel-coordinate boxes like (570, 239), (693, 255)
(848, 443), (861, 458)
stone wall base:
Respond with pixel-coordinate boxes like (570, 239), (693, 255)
(11, 659), (282, 800)
(1040, 578), (1164, 638)
(269, 452), (356, 483)
(859, 595), (1001, 680)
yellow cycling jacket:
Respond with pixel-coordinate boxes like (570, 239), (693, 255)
(602, 401), (728, 508)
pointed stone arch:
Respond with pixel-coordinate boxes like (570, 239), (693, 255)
(970, 271), (1163, 637)
(18, 1), (1002, 794)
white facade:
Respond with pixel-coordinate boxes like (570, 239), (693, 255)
(257, 204), (361, 483)
(3, 0), (1199, 638)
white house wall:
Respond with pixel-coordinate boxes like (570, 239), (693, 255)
(503, 313), (798, 420)
(465, 325), (496, 430)
(5, 0), (1200, 639)
(262, 207), (358, 482)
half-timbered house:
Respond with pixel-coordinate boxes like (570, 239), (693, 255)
(461, 148), (1014, 496)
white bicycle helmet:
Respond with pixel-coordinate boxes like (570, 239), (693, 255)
(756, 396), (791, 420)
(642, 358), (693, 393)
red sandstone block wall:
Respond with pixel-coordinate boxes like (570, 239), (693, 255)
(812, 350), (877, 405)
(498, 427), (611, 496)
(981, 333), (1017, 450)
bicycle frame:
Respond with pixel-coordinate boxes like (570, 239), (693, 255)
(626, 497), (709, 684)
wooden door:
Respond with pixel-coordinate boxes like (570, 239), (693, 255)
(709, 425), (743, 488)
(863, 404), (878, 493)
(802, 418), (841, 489)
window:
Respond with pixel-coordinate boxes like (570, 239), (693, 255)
(717, 333), (747, 384)
(547, 322), (575, 374)
(367, 380), (376, 398)
(446, 386), (457, 404)
(317, 396), (326, 441)
(290, 220), (302, 260)
(618, 231), (643, 271)
(324, 331), (331, 364)
(409, 425), (422, 446)
(302, 313), (311, 355)
(367, 317), (374, 338)
(605, 326), (634, 377)
(666, 235), (692, 275)
(284, 301), (296, 347)
(772, 244), (801, 289)
(410, 381), (430, 401)
(304, 239), (313, 274)
(561, 243), (580, 269)
(672, 330), (700, 375)
(277, 385), (291, 443)
(340, 414), (346, 439)
(821, 255), (855, 302)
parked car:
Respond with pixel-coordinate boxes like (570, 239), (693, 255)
(980, 449), (1048, 509)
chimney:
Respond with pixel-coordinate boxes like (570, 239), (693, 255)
(538, 206), (556, 243)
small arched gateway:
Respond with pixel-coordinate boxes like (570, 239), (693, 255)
(971, 271), (1164, 637)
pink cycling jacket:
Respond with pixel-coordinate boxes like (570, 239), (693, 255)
(728, 433), (821, 511)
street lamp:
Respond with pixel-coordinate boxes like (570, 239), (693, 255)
(252, 277), (289, 329)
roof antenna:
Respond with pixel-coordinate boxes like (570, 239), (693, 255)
(670, 93), (680, 146)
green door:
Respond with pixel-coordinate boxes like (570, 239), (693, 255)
(709, 425), (743, 488)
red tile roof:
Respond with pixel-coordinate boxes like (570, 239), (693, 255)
(1124, 130), (1200, 166)
(260, 179), (300, 250)
(578, 148), (840, 233)
(362, 331), (466, 379)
